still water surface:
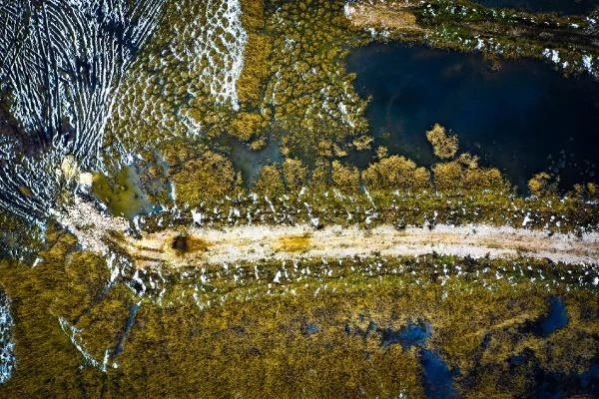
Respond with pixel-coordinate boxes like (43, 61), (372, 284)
(471, 0), (598, 14)
(347, 43), (599, 190)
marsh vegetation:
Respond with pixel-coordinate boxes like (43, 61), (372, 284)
(0, 0), (598, 397)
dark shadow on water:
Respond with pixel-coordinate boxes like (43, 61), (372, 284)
(346, 42), (599, 191)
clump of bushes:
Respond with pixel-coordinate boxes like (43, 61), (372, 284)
(170, 152), (238, 206)
(426, 123), (459, 160)
(362, 155), (431, 191)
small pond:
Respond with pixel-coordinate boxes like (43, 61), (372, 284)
(346, 43), (599, 190)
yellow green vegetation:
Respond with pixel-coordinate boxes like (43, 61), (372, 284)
(432, 159), (508, 192)
(237, 0), (272, 107)
(0, 227), (596, 397)
(0, 209), (44, 259)
(331, 160), (361, 194)
(92, 166), (151, 218)
(363, 155), (431, 191)
(257, 0), (370, 160)
(99, 0), (374, 210)
(528, 172), (559, 197)
(282, 158), (308, 192)
(167, 151), (240, 207)
(230, 111), (268, 142)
(426, 123), (459, 160)
(255, 164), (285, 197)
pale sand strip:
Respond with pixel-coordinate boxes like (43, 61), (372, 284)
(121, 224), (599, 269)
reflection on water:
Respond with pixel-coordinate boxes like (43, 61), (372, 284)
(346, 43), (599, 190)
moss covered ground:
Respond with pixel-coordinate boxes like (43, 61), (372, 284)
(0, 225), (597, 398)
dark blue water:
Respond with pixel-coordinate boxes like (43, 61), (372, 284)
(529, 359), (599, 397)
(524, 296), (569, 337)
(113, 303), (140, 356)
(346, 43), (599, 190)
(372, 320), (457, 398)
(304, 323), (320, 336)
(380, 320), (432, 349)
(471, 0), (599, 15)
(420, 349), (459, 399)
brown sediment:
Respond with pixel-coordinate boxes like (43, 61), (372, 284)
(345, 2), (425, 33)
(275, 234), (313, 253)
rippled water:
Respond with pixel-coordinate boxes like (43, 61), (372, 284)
(0, 0), (165, 220)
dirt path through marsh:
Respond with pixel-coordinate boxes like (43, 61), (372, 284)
(120, 224), (599, 268)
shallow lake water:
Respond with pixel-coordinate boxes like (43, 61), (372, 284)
(346, 43), (599, 190)
(228, 135), (283, 186)
(471, 0), (598, 15)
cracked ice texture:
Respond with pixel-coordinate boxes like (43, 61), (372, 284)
(0, 0), (164, 219)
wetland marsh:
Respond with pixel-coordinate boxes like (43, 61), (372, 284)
(0, 0), (598, 398)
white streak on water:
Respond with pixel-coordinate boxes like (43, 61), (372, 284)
(58, 317), (112, 373)
(175, 0), (247, 111)
(0, 0), (165, 220)
(0, 293), (15, 384)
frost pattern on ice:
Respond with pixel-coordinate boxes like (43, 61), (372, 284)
(0, 0), (164, 219)
(0, 292), (15, 384)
